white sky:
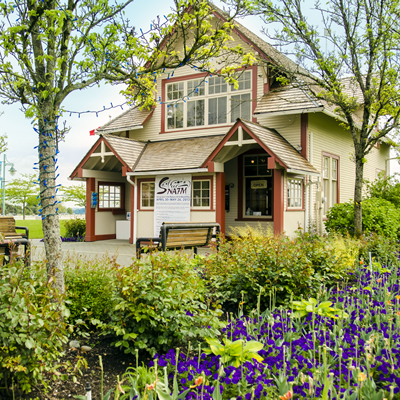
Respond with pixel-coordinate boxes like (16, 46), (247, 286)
(1, 0), (398, 196)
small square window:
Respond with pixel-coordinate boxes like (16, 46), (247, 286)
(192, 180), (211, 208)
(141, 182), (155, 208)
(287, 178), (303, 208)
(98, 183), (124, 210)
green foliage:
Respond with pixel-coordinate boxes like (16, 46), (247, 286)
(65, 258), (117, 327)
(358, 233), (400, 268)
(60, 184), (86, 208)
(325, 197), (400, 240)
(64, 217), (86, 238)
(291, 298), (349, 319)
(203, 337), (264, 367)
(107, 252), (225, 356)
(201, 228), (357, 311)
(4, 173), (39, 219)
(0, 261), (69, 394)
(364, 172), (400, 208)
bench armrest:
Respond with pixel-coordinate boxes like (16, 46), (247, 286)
(15, 226), (29, 239)
(136, 237), (162, 259)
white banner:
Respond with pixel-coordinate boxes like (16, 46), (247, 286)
(154, 174), (192, 236)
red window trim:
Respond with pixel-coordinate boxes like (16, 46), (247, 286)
(97, 181), (125, 214)
(137, 176), (214, 211)
(192, 175), (214, 211)
(160, 66), (258, 134)
(236, 149), (275, 221)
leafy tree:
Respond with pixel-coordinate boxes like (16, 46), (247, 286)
(60, 184), (86, 208)
(0, 0), (252, 293)
(254, 0), (400, 236)
(0, 111), (7, 154)
(66, 207), (73, 215)
(5, 173), (39, 219)
(364, 171), (400, 208)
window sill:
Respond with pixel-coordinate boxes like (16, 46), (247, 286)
(161, 124), (232, 134)
(98, 208), (125, 214)
(235, 217), (273, 222)
(286, 208), (305, 212)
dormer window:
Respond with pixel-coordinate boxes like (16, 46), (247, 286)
(165, 70), (252, 131)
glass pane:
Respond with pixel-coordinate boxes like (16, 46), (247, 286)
(240, 93), (251, 120)
(193, 189), (201, 198)
(245, 178), (269, 216)
(323, 157), (329, 178)
(193, 181), (201, 189)
(203, 189), (209, 197)
(332, 159), (337, 180)
(332, 181), (337, 205)
(245, 165), (257, 176)
(202, 180), (210, 189)
(150, 198), (154, 207)
(202, 198), (209, 207)
(231, 94), (241, 121)
(193, 197), (201, 206)
(217, 97), (227, 124)
(208, 98), (218, 125)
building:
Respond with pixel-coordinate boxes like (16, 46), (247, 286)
(70, 8), (390, 243)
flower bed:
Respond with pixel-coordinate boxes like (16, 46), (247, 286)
(137, 263), (400, 399)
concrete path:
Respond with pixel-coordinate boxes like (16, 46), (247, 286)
(31, 239), (212, 267)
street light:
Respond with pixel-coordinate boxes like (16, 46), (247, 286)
(0, 154), (16, 216)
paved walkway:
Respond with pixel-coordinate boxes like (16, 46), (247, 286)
(31, 239), (212, 266)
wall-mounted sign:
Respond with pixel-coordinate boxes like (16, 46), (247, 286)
(251, 180), (267, 189)
(154, 174), (191, 236)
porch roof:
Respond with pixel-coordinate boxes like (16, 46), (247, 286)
(133, 135), (224, 172)
(241, 120), (320, 175)
(203, 119), (320, 176)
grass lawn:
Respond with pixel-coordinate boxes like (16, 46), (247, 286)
(15, 219), (69, 239)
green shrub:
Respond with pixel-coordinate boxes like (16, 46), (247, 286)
(64, 218), (86, 238)
(325, 197), (400, 239)
(107, 252), (225, 357)
(201, 228), (358, 312)
(65, 258), (118, 326)
(0, 262), (69, 395)
(364, 171), (400, 208)
(358, 233), (400, 267)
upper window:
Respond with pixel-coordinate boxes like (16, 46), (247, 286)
(244, 155), (272, 217)
(192, 179), (211, 209)
(323, 155), (339, 215)
(287, 178), (303, 208)
(98, 183), (124, 210)
(166, 71), (252, 131)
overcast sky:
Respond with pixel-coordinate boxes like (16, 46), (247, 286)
(0, 0), (398, 198)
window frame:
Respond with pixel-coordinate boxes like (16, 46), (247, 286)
(322, 152), (340, 216)
(137, 178), (156, 211)
(97, 181), (125, 213)
(191, 176), (214, 211)
(161, 67), (257, 133)
(242, 154), (273, 219)
(286, 177), (304, 210)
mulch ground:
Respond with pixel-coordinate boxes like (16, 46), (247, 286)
(6, 333), (152, 400)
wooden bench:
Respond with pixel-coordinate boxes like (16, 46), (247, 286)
(0, 216), (31, 265)
(136, 222), (220, 259)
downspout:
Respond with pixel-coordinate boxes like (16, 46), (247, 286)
(126, 175), (137, 243)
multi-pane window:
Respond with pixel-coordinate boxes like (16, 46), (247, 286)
(244, 155), (272, 216)
(192, 180), (211, 208)
(323, 155), (339, 214)
(98, 183), (123, 209)
(165, 70), (252, 130)
(141, 182), (155, 208)
(287, 178), (303, 208)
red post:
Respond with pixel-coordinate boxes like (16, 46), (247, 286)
(273, 170), (284, 235)
(85, 178), (96, 242)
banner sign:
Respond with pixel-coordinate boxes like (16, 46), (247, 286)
(154, 174), (191, 236)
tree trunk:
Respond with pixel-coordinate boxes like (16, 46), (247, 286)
(38, 109), (64, 294)
(354, 147), (364, 237)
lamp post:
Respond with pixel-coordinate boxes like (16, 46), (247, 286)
(0, 154), (16, 216)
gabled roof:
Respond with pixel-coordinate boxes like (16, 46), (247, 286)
(134, 135), (224, 172)
(203, 119), (320, 176)
(96, 107), (154, 135)
(241, 120), (319, 175)
(69, 134), (146, 179)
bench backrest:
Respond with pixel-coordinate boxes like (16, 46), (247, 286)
(0, 216), (16, 235)
(160, 222), (220, 251)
